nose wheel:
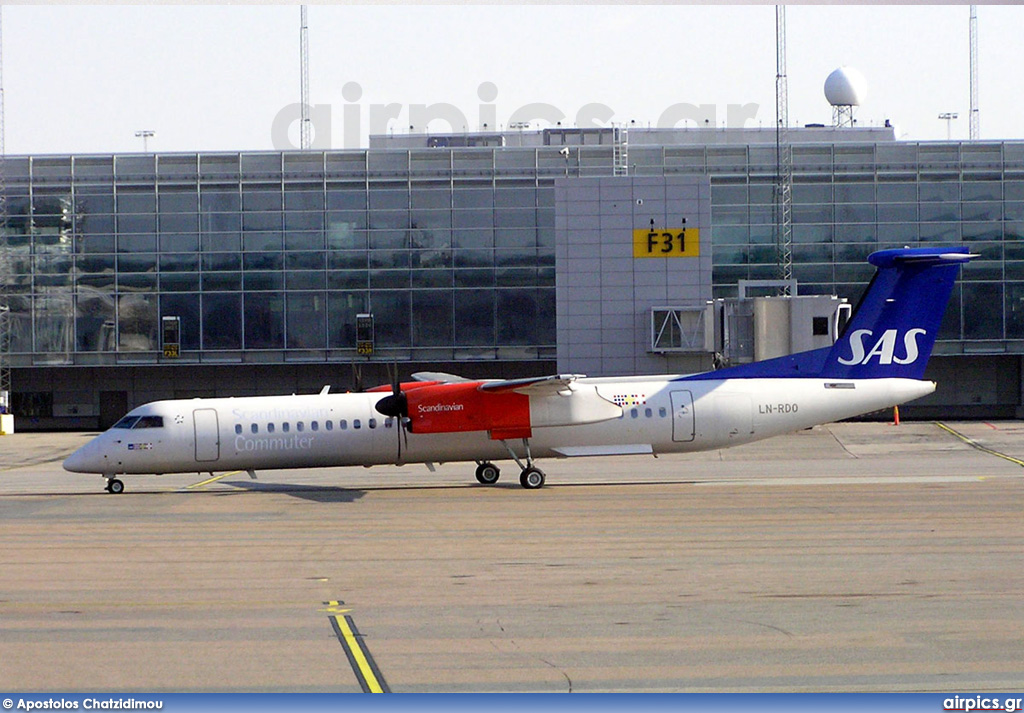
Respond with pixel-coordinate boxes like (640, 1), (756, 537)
(104, 477), (125, 494)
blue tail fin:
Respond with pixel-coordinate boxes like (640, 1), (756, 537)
(681, 247), (974, 381)
(820, 247), (973, 379)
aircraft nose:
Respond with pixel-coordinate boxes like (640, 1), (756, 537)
(63, 439), (104, 473)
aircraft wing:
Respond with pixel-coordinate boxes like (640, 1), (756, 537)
(478, 374), (582, 396)
(414, 372), (582, 397)
(411, 371), (472, 384)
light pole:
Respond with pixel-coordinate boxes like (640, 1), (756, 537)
(938, 112), (958, 141)
(135, 130), (155, 152)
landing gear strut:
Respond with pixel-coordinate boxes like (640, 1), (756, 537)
(500, 438), (546, 490)
(104, 477), (125, 494)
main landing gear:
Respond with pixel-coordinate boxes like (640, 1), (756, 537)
(104, 477), (125, 494)
(519, 466), (545, 490)
(475, 461), (501, 485)
(474, 439), (547, 490)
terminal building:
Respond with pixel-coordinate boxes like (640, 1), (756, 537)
(3, 125), (1023, 429)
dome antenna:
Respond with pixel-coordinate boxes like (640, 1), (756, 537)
(824, 66), (868, 128)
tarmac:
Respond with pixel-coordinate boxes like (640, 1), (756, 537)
(0, 421), (1021, 692)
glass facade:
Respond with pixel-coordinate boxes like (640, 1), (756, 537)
(2, 151), (559, 364)
(3, 134), (1024, 369)
(698, 140), (1024, 346)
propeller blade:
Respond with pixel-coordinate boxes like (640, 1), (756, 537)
(376, 363), (408, 463)
(374, 391), (407, 418)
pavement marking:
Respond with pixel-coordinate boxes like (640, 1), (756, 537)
(184, 471), (244, 490)
(321, 600), (351, 615)
(935, 421), (1024, 468)
(325, 601), (390, 693)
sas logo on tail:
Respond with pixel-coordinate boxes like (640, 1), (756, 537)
(837, 328), (926, 366)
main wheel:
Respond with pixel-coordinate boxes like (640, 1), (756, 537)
(519, 467), (545, 490)
(475, 462), (501, 485)
(106, 478), (125, 494)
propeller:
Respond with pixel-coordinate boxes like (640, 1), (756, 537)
(351, 363), (364, 393)
(374, 364), (410, 463)
(373, 383), (407, 419)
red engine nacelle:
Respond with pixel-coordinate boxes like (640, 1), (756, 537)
(404, 382), (532, 440)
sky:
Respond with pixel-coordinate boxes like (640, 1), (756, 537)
(4, 3), (1023, 156)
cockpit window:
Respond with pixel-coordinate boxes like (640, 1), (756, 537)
(134, 416), (164, 429)
(112, 416), (141, 429)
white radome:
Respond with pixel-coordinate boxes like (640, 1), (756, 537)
(824, 66), (868, 107)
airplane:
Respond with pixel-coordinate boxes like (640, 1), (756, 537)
(64, 246), (974, 493)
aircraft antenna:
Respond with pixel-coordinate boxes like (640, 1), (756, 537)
(969, 5), (979, 140)
(300, 5), (311, 150)
(774, 5), (793, 293)
(0, 7), (11, 421)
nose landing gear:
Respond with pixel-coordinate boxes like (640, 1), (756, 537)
(104, 477), (125, 494)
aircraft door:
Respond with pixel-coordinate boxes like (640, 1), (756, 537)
(670, 390), (695, 442)
(193, 408), (220, 462)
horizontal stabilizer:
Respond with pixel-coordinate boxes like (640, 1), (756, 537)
(867, 248), (977, 268)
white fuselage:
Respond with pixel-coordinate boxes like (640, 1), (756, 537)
(63, 375), (934, 477)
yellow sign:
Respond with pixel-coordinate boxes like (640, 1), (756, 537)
(633, 228), (700, 258)
(163, 344), (180, 358)
(357, 341), (374, 356)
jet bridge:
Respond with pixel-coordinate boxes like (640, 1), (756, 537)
(650, 291), (849, 369)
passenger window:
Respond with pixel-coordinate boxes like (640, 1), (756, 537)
(630, 408), (638, 419)
(268, 423), (276, 433)
(311, 421), (319, 432)
(369, 418), (377, 429)
(645, 408), (653, 418)
(659, 407), (667, 418)
(326, 420), (333, 431)
(251, 423), (259, 434)
(235, 424), (242, 435)
(340, 420), (348, 430)
(283, 422), (290, 433)
(385, 418), (393, 429)
(297, 421), (304, 432)
(354, 419), (361, 429)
